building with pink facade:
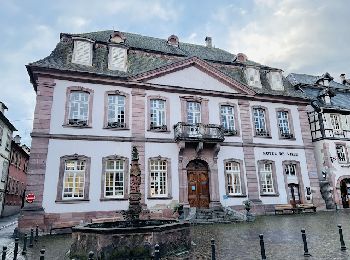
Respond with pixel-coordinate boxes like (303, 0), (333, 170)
(19, 30), (325, 232)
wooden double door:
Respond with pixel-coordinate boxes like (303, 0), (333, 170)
(187, 160), (210, 208)
(288, 183), (301, 207)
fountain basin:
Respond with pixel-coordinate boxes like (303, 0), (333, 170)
(70, 220), (191, 259)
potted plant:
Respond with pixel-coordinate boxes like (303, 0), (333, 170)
(243, 199), (252, 212)
(173, 204), (184, 219)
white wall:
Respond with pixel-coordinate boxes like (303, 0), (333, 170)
(50, 79), (132, 137)
(147, 66), (238, 93)
(43, 139), (131, 213)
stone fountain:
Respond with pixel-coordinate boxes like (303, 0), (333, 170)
(70, 147), (190, 259)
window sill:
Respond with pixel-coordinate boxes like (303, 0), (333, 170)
(147, 196), (173, 200)
(103, 127), (130, 131)
(279, 137), (296, 141)
(62, 124), (92, 129)
(254, 135), (272, 139)
(100, 197), (128, 201)
(260, 194), (279, 197)
(147, 129), (171, 133)
(226, 194), (247, 198)
(55, 199), (90, 204)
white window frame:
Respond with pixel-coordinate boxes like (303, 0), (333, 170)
(261, 163), (274, 194)
(336, 144), (348, 163)
(221, 106), (235, 132)
(187, 102), (201, 124)
(225, 162), (241, 195)
(0, 123), (3, 146)
(107, 95), (126, 128)
(330, 114), (342, 134)
(254, 108), (267, 135)
(104, 159), (124, 198)
(68, 91), (89, 125)
(278, 111), (290, 135)
(149, 160), (167, 197)
(285, 163), (296, 176)
(150, 99), (166, 129)
(62, 160), (85, 199)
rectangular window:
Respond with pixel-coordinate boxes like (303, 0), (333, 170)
(104, 160), (124, 198)
(5, 132), (11, 151)
(68, 92), (89, 126)
(277, 111), (291, 137)
(253, 108), (268, 136)
(225, 162), (241, 195)
(0, 123), (3, 146)
(330, 114), (342, 134)
(187, 102), (201, 124)
(285, 164), (296, 176)
(62, 160), (85, 199)
(107, 95), (126, 128)
(72, 40), (92, 66)
(1, 161), (9, 182)
(261, 163), (274, 194)
(336, 144), (347, 163)
(150, 99), (166, 130)
(221, 106), (236, 134)
(150, 160), (167, 197)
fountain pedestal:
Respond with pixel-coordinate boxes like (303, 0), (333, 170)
(70, 147), (191, 259)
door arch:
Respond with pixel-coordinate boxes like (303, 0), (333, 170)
(187, 159), (210, 208)
(340, 178), (350, 208)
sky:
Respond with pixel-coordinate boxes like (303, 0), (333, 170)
(0, 0), (349, 146)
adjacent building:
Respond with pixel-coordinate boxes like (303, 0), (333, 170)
(0, 102), (16, 216)
(19, 30), (325, 232)
(2, 135), (29, 216)
(287, 72), (350, 209)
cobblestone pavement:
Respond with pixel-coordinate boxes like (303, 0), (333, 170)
(2, 211), (350, 259)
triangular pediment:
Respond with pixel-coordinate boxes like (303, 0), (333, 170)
(131, 57), (254, 95)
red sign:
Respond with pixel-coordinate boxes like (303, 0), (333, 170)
(25, 193), (36, 203)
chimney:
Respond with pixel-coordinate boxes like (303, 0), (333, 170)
(205, 36), (212, 48)
(14, 135), (21, 144)
(236, 53), (248, 62)
(340, 74), (346, 84)
(0, 102), (8, 114)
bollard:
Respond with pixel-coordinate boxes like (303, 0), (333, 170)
(154, 244), (160, 260)
(29, 228), (34, 247)
(2, 246), (7, 260)
(259, 234), (266, 260)
(22, 234), (27, 255)
(40, 249), (45, 260)
(35, 225), (39, 242)
(88, 251), (94, 260)
(13, 237), (19, 260)
(338, 224), (347, 251)
(301, 229), (311, 257)
(211, 238), (216, 260)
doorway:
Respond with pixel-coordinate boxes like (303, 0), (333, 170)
(340, 179), (350, 208)
(288, 183), (301, 207)
(187, 160), (210, 208)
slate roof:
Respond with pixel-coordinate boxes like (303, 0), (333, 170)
(28, 30), (306, 99)
(0, 111), (16, 132)
(287, 73), (350, 110)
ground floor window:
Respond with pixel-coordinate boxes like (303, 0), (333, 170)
(150, 159), (167, 197)
(260, 162), (274, 194)
(105, 159), (124, 198)
(225, 162), (241, 195)
(63, 160), (85, 199)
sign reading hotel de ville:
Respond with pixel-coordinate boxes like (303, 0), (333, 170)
(262, 151), (299, 157)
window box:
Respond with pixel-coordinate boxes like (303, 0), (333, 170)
(68, 119), (88, 126)
(255, 129), (270, 137)
(281, 132), (294, 139)
(224, 129), (238, 136)
(107, 121), (126, 129)
(150, 124), (168, 131)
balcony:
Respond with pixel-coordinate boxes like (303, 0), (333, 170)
(174, 122), (225, 142)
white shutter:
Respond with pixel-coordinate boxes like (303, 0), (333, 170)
(245, 68), (262, 88)
(72, 40), (92, 66)
(341, 115), (350, 131)
(108, 47), (127, 71)
(269, 72), (284, 91)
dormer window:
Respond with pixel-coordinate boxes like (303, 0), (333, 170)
(167, 35), (179, 47)
(267, 71), (284, 91)
(245, 67), (262, 88)
(71, 38), (94, 66)
(108, 45), (127, 72)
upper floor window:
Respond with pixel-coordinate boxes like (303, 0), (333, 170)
(260, 163), (274, 194)
(62, 160), (85, 199)
(1, 161), (8, 182)
(221, 106), (236, 135)
(149, 159), (168, 197)
(285, 163), (296, 176)
(336, 144), (348, 163)
(245, 67), (262, 88)
(225, 162), (241, 195)
(72, 39), (93, 66)
(268, 71), (284, 91)
(150, 99), (166, 130)
(104, 159), (124, 198)
(108, 46), (127, 72)
(68, 91), (89, 126)
(277, 110), (293, 138)
(5, 132), (11, 151)
(253, 107), (269, 137)
(107, 95), (126, 128)
(330, 114), (342, 133)
(187, 102), (201, 124)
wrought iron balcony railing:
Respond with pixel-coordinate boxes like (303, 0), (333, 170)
(174, 122), (225, 142)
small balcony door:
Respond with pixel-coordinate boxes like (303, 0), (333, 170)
(187, 102), (201, 137)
